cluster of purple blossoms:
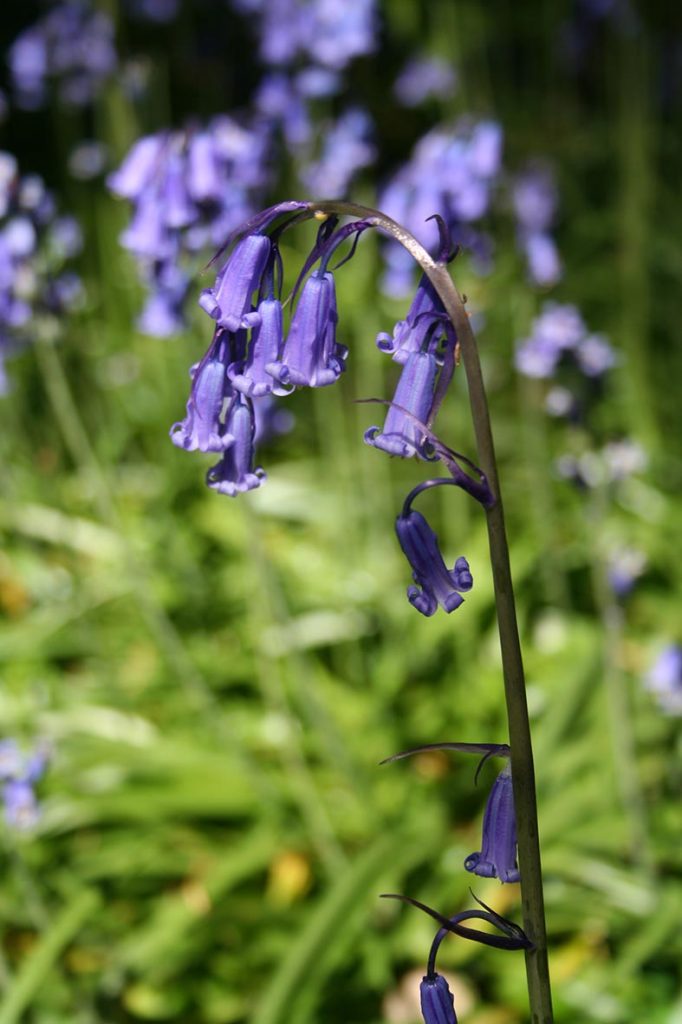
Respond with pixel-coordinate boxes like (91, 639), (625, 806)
(393, 55), (458, 107)
(515, 301), (616, 382)
(108, 119), (271, 336)
(0, 152), (84, 392)
(0, 740), (48, 830)
(644, 646), (682, 716)
(8, 1), (117, 110)
(231, 0), (376, 72)
(512, 163), (562, 287)
(172, 202), (483, 620)
(379, 120), (503, 295)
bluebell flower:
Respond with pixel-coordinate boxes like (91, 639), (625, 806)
(575, 333), (618, 377)
(376, 273), (446, 365)
(199, 234), (272, 331)
(228, 296), (288, 397)
(267, 270), (347, 388)
(420, 974), (457, 1024)
(365, 352), (440, 459)
(606, 547), (645, 598)
(394, 56), (458, 107)
(9, 3), (117, 110)
(301, 108), (376, 199)
(170, 329), (236, 452)
(206, 394), (266, 496)
(645, 645), (682, 716)
(0, 739), (48, 830)
(394, 503), (472, 617)
(465, 762), (520, 883)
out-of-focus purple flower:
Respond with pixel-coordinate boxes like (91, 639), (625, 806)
(394, 504), (472, 617)
(513, 164), (558, 234)
(379, 119), (503, 292)
(9, 3), (117, 109)
(645, 645), (682, 716)
(294, 67), (340, 98)
(576, 333), (618, 377)
(522, 232), (562, 287)
(68, 141), (108, 181)
(515, 302), (592, 379)
(607, 547), (645, 597)
(206, 393), (266, 496)
(301, 108), (375, 198)
(420, 973), (457, 1024)
(465, 762), (519, 883)
(394, 56), (457, 107)
(0, 152), (83, 388)
(0, 739), (48, 830)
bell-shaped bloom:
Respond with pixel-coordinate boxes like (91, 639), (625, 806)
(420, 973), (457, 1024)
(199, 233), (272, 332)
(120, 192), (175, 261)
(365, 351), (438, 459)
(3, 779), (40, 829)
(186, 131), (222, 203)
(206, 394), (266, 497)
(162, 152), (197, 229)
(228, 296), (287, 398)
(465, 763), (520, 883)
(107, 134), (165, 199)
(376, 274), (446, 365)
(266, 270), (347, 388)
(395, 508), (472, 617)
(170, 332), (233, 452)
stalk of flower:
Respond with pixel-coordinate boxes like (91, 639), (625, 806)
(170, 199), (553, 1020)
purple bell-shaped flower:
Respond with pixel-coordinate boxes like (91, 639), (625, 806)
(465, 762), (520, 883)
(206, 393), (266, 496)
(395, 506), (472, 616)
(266, 270), (347, 388)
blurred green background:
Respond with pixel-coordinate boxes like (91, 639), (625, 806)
(1, 1), (681, 1022)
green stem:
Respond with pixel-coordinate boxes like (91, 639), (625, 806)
(310, 202), (554, 1023)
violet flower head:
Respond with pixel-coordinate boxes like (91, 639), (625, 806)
(420, 973), (457, 1024)
(376, 273), (446, 365)
(206, 393), (266, 497)
(199, 234), (272, 331)
(301, 108), (376, 199)
(394, 56), (458, 107)
(0, 739), (48, 830)
(395, 503), (472, 617)
(645, 645), (682, 716)
(365, 352), (440, 459)
(465, 762), (520, 883)
(267, 270), (347, 388)
(170, 329), (234, 452)
(228, 295), (287, 397)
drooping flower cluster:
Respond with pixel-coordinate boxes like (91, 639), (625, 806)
(8, 1), (117, 110)
(171, 203), (459, 497)
(379, 120), (503, 294)
(0, 740), (48, 830)
(107, 119), (271, 336)
(512, 163), (562, 287)
(0, 152), (84, 392)
(645, 646), (682, 716)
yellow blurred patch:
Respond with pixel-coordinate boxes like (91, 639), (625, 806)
(266, 850), (312, 906)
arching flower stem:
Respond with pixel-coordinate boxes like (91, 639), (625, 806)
(308, 200), (554, 1024)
